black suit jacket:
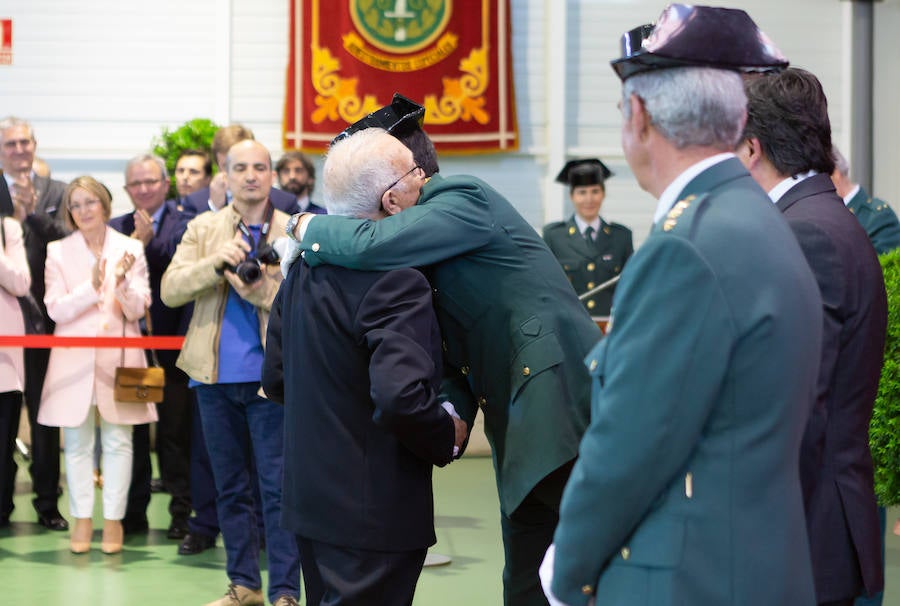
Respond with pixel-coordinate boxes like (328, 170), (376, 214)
(778, 173), (887, 601)
(262, 261), (455, 552)
(22, 175), (69, 324)
(109, 200), (195, 366)
(182, 185), (299, 216)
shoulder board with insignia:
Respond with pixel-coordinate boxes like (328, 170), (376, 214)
(658, 193), (710, 235)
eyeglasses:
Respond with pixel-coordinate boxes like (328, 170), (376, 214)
(381, 165), (423, 198)
(68, 198), (102, 213)
(125, 178), (163, 190)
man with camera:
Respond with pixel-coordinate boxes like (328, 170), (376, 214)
(161, 139), (300, 606)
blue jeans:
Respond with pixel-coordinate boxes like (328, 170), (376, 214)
(195, 382), (300, 602)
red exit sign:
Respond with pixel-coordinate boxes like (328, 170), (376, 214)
(1, 19), (12, 66)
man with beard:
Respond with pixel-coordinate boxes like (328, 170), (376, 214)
(275, 151), (325, 215)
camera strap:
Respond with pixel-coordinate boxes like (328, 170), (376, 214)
(236, 201), (275, 257)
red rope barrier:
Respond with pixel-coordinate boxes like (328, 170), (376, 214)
(0, 335), (185, 349)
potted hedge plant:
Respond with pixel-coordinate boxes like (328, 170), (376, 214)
(872, 246), (900, 507)
(152, 118), (220, 199)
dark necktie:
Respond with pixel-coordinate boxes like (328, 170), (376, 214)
(584, 226), (595, 243)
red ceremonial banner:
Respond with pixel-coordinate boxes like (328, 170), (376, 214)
(0, 19), (12, 66)
(283, 0), (518, 154)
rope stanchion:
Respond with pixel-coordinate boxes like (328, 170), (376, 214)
(0, 335), (185, 349)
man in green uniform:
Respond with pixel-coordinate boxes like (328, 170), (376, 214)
(543, 159), (633, 317)
(831, 146), (900, 255)
(283, 100), (601, 605)
(541, 5), (822, 605)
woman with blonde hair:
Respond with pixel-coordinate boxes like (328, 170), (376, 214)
(38, 176), (156, 554)
(0, 207), (32, 527)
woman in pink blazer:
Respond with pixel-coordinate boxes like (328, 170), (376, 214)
(0, 214), (31, 527)
(38, 176), (156, 555)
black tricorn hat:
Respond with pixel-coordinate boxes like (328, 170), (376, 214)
(331, 93), (426, 145)
(555, 159), (613, 187)
(610, 4), (788, 82)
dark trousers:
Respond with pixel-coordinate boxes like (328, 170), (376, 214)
(23, 347), (61, 516)
(125, 423), (152, 524)
(155, 361), (192, 521)
(500, 460), (575, 606)
(0, 391), (23, 520)
(854, 506), (887, 606)
(298, 536), (426, 606)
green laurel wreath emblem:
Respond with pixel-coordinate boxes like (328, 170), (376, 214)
(350, 0), (451, 54)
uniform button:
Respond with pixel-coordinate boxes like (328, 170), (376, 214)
(614, 266), (621, 272)
(461, 365), (469, 376)
(589, 359), (598, 371)
(311, 242), (320, 252)
(581, 585), (593, 595)
(621, 547), (630, 560)
(587, 281), (595, 289)
(522, 366), (530, 376)
(587, 300), (596, 309)
(442, 340), (447, 351)
(587, 262), (596, 271)
(477, 396), (487, 408)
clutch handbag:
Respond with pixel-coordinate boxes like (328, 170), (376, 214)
(114, 308), (165, 403)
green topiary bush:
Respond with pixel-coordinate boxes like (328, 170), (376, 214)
(872, 247), (900, 506)
(151, 118), (220, 199)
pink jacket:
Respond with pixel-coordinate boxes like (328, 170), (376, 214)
(38, 227), (157, 427)
(0, 217), (31, 393)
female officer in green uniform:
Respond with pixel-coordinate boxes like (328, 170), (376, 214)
(542, 159), (633, 317)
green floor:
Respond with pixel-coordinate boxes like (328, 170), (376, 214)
(2, 456), (504, 605)
(3, 455), (900, 605)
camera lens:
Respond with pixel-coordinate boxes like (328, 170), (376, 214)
(234, 260), (262, 283)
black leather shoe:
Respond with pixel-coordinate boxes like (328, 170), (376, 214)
(167, 517), (189, 540)
(37, 510), (69, 531)
(121, 516), (149, 535)
(178, 532), (216, 555)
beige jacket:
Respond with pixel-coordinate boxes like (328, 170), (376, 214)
(160, 204), (287, 384)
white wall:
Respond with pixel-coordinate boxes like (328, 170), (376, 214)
(0, 0), (891, 243)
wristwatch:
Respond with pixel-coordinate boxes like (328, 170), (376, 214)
(285, 212), (303, 242)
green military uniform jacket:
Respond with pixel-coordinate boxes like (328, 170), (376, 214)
(846, 186), (900, 255)
(550, 158), (821, 606)
(542, 217), (633, 316)
(299, 174), (601, 514)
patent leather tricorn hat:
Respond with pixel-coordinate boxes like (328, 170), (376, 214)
(610, 4), (788, 82)
(555, 159), (613, 187)
(331, 93), (425, 145)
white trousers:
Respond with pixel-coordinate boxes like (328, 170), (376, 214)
(63, 405), (133, 520)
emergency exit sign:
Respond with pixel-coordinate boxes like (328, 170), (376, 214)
(1, 19), (12, 65)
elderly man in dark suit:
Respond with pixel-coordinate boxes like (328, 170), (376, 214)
(0, 116), (69, 532)
(741, 67), (887, 606)
(109, 153), (196, 540)
(263, 127), (465, 606)
(542, 6), (824, 605)
(283, 96), (601, 606)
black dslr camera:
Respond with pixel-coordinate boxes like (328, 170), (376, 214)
(227, 242), (280, 284)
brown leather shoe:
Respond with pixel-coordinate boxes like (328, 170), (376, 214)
(101, 519), (123, 554)
(273, 596), (299, 606)
(203, 583), (264, 606)
(70, 517), (92, 554)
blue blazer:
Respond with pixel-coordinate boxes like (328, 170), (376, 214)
(108, 199), (195, 343)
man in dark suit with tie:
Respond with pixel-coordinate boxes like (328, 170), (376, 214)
(543, 7), (824, 605)
(182, 124), (299, 216)
(0, 116), (69, 532)
(109, 153), (196, 539)
(740, 67), (887, 606)
(263, 128), (465, 605)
